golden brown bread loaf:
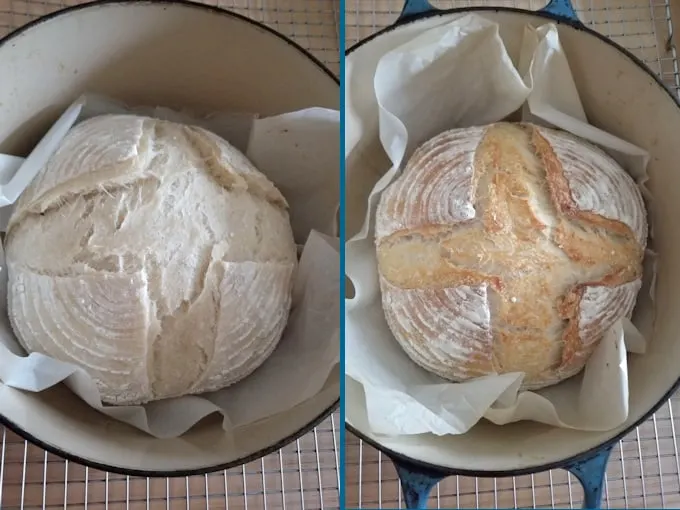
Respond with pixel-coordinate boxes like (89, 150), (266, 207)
(375, 122), (647, 390)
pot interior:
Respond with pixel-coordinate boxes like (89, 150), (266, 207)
(0, 0), (339, 474)
(346, 9), (680, 473)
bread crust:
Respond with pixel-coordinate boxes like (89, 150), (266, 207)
(376, 123), (646, 389)
(5, 115), (297, 405)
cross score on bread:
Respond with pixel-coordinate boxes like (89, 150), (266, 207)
(375, 123), (647, 389)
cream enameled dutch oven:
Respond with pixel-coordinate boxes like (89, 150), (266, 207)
(345, 0), (680, 508)
(0, 0), (339, 476)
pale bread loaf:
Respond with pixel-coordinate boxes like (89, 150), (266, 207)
(375, 122), (647, 390)
(5, 114), (297, 405)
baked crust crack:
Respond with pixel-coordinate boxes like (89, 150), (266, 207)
(376, 123), (645, 385)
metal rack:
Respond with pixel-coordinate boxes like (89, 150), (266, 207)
(346, 396), (680, 508)
(0, 1), (341, 509)
(1, 412), (340, 509)
(4, 0), (680, 507)
(344, 1), (680, 508)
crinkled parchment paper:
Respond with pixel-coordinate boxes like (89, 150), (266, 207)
(345, 14), (656, 436)
(0, 94), (340, 438)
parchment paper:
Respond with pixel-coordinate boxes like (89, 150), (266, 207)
(345, 15), (656, 436)
(0, 94), (340, 438)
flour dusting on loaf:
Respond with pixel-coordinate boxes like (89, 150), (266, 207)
(5, 114), (297, 405)
(376, 122), (647, 390)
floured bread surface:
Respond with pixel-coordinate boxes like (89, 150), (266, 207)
(375, 123), (647, 390)
(5, 114), (297, 405)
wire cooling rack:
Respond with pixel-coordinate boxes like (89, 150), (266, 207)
(344, 0), (680, 508)
(1, 413), (340, 510)
(0, 1), (340, 509)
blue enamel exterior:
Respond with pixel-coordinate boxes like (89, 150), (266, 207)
(399, 0), (581, 24)
(566, 445), (613, 509)
(398, 0), (436, 22)
(394, 462), (445, 509)
(540, 0), (580, 23)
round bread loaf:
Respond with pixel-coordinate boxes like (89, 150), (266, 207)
(375, 122), (647, 390)
(5, 114), (297, 405)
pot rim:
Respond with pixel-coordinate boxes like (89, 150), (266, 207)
(345, 5), (680, 477)
(0, 0), (339, 477)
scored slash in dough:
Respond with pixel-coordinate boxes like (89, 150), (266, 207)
(5, 114), (298, 405)
(375, 122), (647, 390)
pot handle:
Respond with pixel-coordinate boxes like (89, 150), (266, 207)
(539, 0), (582, 25)
(392, 456), (447, 509)
(564, 444), (613, 510)
(397, 0), (582, 25)
(391, 443), (613, 509)
(396, 0), (439, 24)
